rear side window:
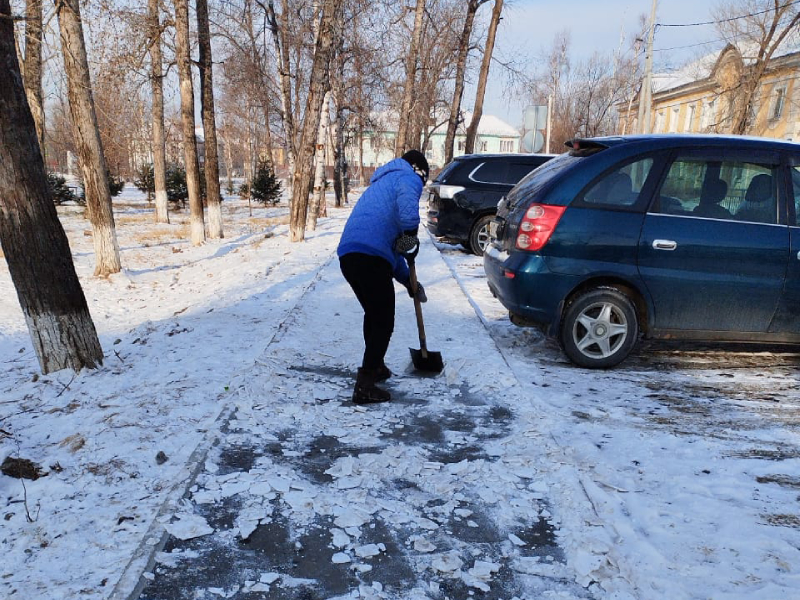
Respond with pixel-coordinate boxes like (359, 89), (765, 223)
(507, 162), (540, 184)
(509, 153), (582, 207)
(581, 157), (655, 207)
(655, 157), (779, 224)
(469, 161), (509, 184)
(434, 160), (463, 183)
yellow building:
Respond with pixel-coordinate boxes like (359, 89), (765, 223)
(620, 43), (800, 141)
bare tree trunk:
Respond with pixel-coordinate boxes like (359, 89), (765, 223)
(465, 0), (503, 154)
(332, 92), (347, 207)
(395, 0), (426, 155)
(148, 0), (169, 223)
(22, 0), (45, 160)
(289, 0), (339, 242)
(54, 0), (121, 276)
(266, 0), (296, 193)
(445, 0), (483, 164)
(174, 0), (205, 245)
(309, 91), (331, 230)
(1, 0), (103, 373)
(358, 119), (365, 186)
(197, 0), (223, 238)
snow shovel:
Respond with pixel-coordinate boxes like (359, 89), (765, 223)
(407, 257), (444, 373)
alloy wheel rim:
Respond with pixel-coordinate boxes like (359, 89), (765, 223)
(477, 225), (490, 252)
(572, 301), (628, 359)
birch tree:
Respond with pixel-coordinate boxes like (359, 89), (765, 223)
(289, 0), (341, 242)
(1, 0), (103, 373)
(21, 0), (45, 157)
(464, 0), (502, 154)
(174, 0), (205, 245)
(395, 0), (426, 155)
(148, 0), (169, 223)
(197, 0), (223, 238)
(444, 0), (487, 164)
(54, 0), (122, 276)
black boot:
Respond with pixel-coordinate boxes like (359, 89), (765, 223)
(375, 363), (392, 382)
(352, 368), (391, 404)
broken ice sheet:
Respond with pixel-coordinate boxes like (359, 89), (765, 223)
(413, 538), (436, 553)
(432, 551), (463, 573)
(331, 528), (350, 548)
(355, 544), (382, 558)
(468, 560), (500, 579)
(164, 513), (214, 540)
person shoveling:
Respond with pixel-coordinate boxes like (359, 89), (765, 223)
(338, 150), (443, 405)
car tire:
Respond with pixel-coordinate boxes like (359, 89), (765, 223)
(469, 214), (495, 256)
(559, 287), (638, 369)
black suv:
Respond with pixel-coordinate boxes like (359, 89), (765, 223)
(426, 153), (554, 255)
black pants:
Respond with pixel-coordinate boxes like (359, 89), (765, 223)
(340, 253), (395, 370)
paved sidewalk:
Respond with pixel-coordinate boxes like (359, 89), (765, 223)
(133, 236), (618, 600)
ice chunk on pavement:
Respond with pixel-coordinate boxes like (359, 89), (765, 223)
(259, 573), (280, 584)
(413, 538), (436, 553)
(508, 533), (526, 546)
(432, 552), (463, 573)
(331, 528), (350, 548)
(334, 509), (370, 528)
(164, 514), (214, 540)
(332, 552), (351, 564)
(355, 544), (381, 558)
(469, 560), (500, 579)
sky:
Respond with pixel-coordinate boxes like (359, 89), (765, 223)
(478, 0), (724, 125)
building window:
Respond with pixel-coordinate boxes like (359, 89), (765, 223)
(655, 111), (665, 133)
(479, 141), (488, 152)
(772, 86), (787, 120)
(457, 140), (466, 152)
(684, 104), (696, 132)
(701, 99), (716, 130)
(500, 139), (515, 153)
(669, 107), (680, 132)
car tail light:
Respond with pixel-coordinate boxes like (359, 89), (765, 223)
(435, 185), (465, 199)
(515, 203), (566, 251)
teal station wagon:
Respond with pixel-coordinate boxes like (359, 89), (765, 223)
(484, 134), (800, 368)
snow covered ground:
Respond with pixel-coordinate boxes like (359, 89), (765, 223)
(1, 186), (799, 600)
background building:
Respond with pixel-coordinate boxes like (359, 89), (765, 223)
(619, 43), (800, 141)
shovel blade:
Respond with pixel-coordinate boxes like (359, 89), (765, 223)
(409, 347), (444, 373)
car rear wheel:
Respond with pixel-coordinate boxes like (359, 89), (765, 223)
(560, 287), (638, 368)
(469, 215), (494, 256)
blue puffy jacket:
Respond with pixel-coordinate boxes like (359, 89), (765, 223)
(337, 158), (423, 285)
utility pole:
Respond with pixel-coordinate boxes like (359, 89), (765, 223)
(639, 0), (657, 134)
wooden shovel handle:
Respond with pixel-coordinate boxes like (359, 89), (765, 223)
(408, 258), (428, 357)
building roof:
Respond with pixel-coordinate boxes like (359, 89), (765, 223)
(649, 32), (800, 97)
(459, 112), (520, 137)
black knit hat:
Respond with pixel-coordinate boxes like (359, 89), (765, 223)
(401, 149), (429, 182)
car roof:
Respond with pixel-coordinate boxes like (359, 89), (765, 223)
(455, 153), (556, 161)
(572, 133), (800, 152)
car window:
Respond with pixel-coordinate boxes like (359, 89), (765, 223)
(503, 163), (537, 184)
(433, 160), (463, 183)
(655, 157), (778, 224)
(469, 161), (509, 185)
(508, 153), (582, 207)
(582, 157), (654, 207)
(791, 167), (800, 226)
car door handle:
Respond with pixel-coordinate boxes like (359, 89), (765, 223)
(652, 239), (677, 251)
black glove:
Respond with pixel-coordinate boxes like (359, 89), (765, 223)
(407, 282), (427, 303)
(394, 230), (420, 258)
